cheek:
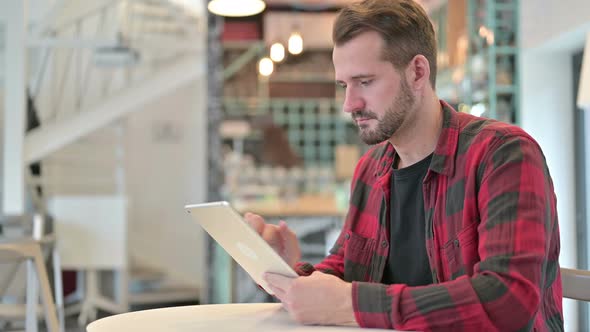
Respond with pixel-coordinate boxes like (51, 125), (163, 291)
(373, 80), (399, 101)
(363, 90), (391, 114)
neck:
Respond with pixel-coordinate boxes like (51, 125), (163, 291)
(389, 93), (442, 169)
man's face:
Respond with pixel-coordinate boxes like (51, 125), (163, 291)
(333, 31), (416, 145)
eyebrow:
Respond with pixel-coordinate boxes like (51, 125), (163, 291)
(335, 74), (376, 85)
(351, 74), (375, 80)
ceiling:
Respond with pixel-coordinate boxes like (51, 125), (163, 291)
(264, 0), (445, 13)
(261, 0), (445, 49)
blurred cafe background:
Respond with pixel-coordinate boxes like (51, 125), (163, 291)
(0, 0), (589, 330)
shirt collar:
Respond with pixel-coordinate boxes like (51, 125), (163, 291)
(374, 100), (459, 178)
(429, 100), (460, 177)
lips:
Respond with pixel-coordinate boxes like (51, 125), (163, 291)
(354, 116), (375, 124)
(352, 111), (377, 125)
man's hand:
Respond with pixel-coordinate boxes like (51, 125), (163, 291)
(263, 271), (358, 326)
(244, 212), (301, 269)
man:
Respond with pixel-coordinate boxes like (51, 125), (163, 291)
(245, 0), (563, 330)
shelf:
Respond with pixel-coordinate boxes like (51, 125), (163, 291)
(496, 85), (517, 94)
(495, 46), (518, 54)
(495, 3), (517, 11)
(434, 0), (519, 124)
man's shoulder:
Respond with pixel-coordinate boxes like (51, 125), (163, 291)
(453, 111), (537, 149)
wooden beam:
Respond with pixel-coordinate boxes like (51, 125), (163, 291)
(223, 41), (264, 81)
(24, 55), (204, 164)
(46, 0), (118, 32)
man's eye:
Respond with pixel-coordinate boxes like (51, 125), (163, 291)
(360, 80), (372, 87)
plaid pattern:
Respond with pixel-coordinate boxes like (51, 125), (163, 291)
(295, 101), (563, 331)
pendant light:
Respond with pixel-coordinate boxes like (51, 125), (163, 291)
(288, 32), (303, 55)
(270, 42), (285, 62)
(207, 0), (266, 17)
(258, 57), (274, 76)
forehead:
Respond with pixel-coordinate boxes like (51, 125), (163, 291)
(332, 30), (385, 64)
(332, 31), (395, 79)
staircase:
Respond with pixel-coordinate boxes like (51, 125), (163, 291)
(2, 0), (205, 324)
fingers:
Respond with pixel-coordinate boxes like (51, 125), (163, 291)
(278, 221), (301, 267)
(264, 272), (293, 293)
(278, 221), (297, 242)
(278, 220), (289, 233)
(264, 273), (295, 314)
(244, 215), (298, 263)
(261, 224), (282, 252)
(244, 212), (265, 235)
(269, 284), (287, 301)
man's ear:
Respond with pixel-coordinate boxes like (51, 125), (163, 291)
(405, 54), (431, 91)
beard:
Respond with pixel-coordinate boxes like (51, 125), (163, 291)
(352, 78), (415, 145)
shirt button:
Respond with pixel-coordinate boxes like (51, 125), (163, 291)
(345, 233), (350, 240)
(454, 239), (460, 247)
(381, 241), (388, 248)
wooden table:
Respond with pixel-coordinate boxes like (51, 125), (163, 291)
(87, 303), (399, 332)
(234, 194), (346, 218)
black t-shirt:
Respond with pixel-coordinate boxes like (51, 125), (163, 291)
(381, 153), (433, 286)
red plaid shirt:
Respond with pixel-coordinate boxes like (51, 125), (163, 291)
(296, 102), (563, 331)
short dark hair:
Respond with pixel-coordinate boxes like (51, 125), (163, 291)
(333, 0), (437, 88)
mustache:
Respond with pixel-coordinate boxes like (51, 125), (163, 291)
(352, 110), (378, 120)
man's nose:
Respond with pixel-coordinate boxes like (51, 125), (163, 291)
(342, 89), (365, 114)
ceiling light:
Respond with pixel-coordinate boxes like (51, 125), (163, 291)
(270, 42), (285, 62)
(288, 32), (303, 55)
(258, 57), (274, 76)
(207, 0), (265, 17)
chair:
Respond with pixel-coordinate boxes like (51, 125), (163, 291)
(0, 214), (63, 332)
(561, 267), (590, 301)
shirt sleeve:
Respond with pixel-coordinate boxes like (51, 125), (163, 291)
(353, 134), (561, 331)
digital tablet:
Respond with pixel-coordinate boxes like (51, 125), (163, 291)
(184, 201), (298, 295)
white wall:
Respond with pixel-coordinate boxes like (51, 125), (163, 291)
(125, 81), (207, 287)
(521, 0), (590, 52)
(520, 51), (578, 329)
(0, 0), (209, 293)
(24, 1), (209, 289)
(520, 0), (590, 329)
